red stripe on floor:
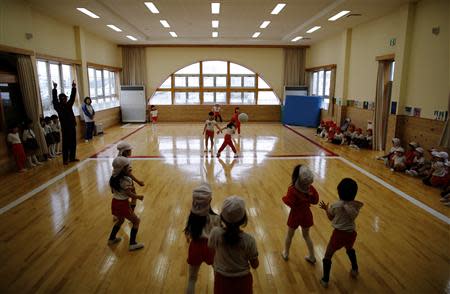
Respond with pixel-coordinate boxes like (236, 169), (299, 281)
(283, 125), (339, 157)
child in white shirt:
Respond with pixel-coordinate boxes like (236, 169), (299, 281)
(203, 111), (221, 154)
(212, 103), (223, 122)
(405, 147), (425, 176)
(7, 124), (27, 172)
(22, 120), (42, 167)
(390, 147), (407, 172)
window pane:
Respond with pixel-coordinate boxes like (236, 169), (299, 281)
(187, 92), (200, 104)
(230, 76), (242, 87)
(49, 64), (60, 89)
(176, 63), (200, 74)
(243, 76), (255, 87)
(216, 76), (226, 87)
(390, 61), (395, 81)
(96, 70), (103, 96)
(216, 92), (226, 103)
(318, 70), (324, 96)
(61, 64), (72, 96)
(175, 92), (187, 104)
(110, 71), (116, 95)
(188, 76), (199, 87)
(325, 70), (331, 96)
(37, 61), (52, 115)
(258, 91), (279, 105)
(243, 92), (255, 104)
(150, 91), (172, 105)
(230, 63), (254, 74)
(203, 76), (214, 87)
(88, 67), (96, 97)
(160, 77), (171, 88)
(258, 77), (270, 89)
(203, 61), (227, 74)
(103, 70), (111, 96)
(230, 92), (242, 104)
(204, 92), (214, 103)
(175, 76), (186, 87)
(312, 72), (318, 95)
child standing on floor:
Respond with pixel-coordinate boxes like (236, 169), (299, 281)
(7, 124), (27, 172)
(22, 120), (42, 168)
(319, 178), (363, 288)
(184, 183), (220, 294)
(216, 122), (238, 158)
(51, 115), (62, 155)
(108, 156), (144, 251)
(203, 111), (221, 154)
(212, 104), (223, 122)
(41, 117), (56, 158)
(116, 141), (145, 212)
(150, 105), (158, 124)
(281, 165), (319, 264)
(208, 196), (259, 294)
(230, 107), (241, 135)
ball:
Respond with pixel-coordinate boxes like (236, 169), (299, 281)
(238, 113), (248, 123)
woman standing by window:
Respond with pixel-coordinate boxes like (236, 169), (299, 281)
(82, 97), (95, 142)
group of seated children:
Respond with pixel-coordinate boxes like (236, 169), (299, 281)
(377, 138), (450, 207)
(317, 118), (372, 149)
(6, 116), (61, 173)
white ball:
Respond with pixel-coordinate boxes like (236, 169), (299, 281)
(238, 113), (248, 123)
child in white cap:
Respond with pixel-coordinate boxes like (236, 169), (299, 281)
(405, 147), (425, 176)
(377, 138), (401, 165)
(184, 183), (220, 294)
(208, 196), (259, 294)
(107, 156), (144, 251)
(116, 141), (144, 212)
(281, 165), (319, 264)
(390, 147), (406, 172)
(423, 151), (449, 187)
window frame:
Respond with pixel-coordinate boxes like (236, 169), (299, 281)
(87, 65), (120, 110)
(307, 65), (336, 111)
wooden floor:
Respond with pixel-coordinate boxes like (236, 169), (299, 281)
(0, 123), (448, 293)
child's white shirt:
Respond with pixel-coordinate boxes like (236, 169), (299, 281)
(44, 124), (53, 135)
(393, 155), (406, 166)
(7, 133), (21, 144)
(213, 106), (221, 112)
(150, 110), (158, 117)
(51, 122), (61, 132)
(328, 200), (363, 232)
(224, 127), (235, 136)
(205, 119), (218, 131)
(334, 133), (344, 140)
(199, 214), (221, 238)
(22, 129), (36, 141)
(413, 156), (425, 166)
(432, 161), (447, 177)
(112, 176), (133, 200)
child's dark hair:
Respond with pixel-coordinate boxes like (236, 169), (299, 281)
(184, 208), (217, 241)
(51, 114), (58, 120)
(291, 164), (302, 186)
(44, 116), (52, 123)
(337, 178), (358, 201)
(109, 170), (128, 192)
(221, 214), (247, 246)
(208, 111), (214, 116)
(226, 122), (235, 129)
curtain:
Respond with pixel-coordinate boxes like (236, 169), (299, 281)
(122, 47), (147, 85)
(373, 62), (386, 151)
(283, 48), (306, 86)
(16, 55), (48, 155)
(439, 92), (450, 148)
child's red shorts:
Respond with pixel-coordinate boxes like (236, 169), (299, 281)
(111, 199), (133, 220)
(187, 238), (215, 266)
(214, 272), (253, 294)
(431, 175), (449, 187)
(151, 116), (158, 123)
(328, 229), (357, 252)
(287, 210), (313, 229)
(205, 130), (214, 138)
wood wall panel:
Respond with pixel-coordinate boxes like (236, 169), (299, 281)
(344, 106), (374, 130)
(396, 115), (446, 152)
(152, 105), (281, 122)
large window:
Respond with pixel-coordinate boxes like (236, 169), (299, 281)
(87, 67), (119, 110)
(149, 61), (279, 105)
(310, 68), (332, 110)
(37, 60), (78, 116)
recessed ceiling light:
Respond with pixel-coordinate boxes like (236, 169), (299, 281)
(126, 35), (137, 41)
(328, 10), (350, 21)
(252, 32), (260, 38)
(211, 3), (220, 14)
(169, 31), (178, 38)
(160, 20), (170, 28)
(107, 25), (122, 32)
(291, 36), (303, 42)
(306, 26), (321, 33)
(144, 2), (159, 14)
(212, 32), (218, 38)
(76, 8), (99, 19)
(260, 21), (271, 29)
(271, 3), (286, 15)
(212, 20), (219, 28)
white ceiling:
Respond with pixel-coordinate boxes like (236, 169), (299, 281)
(26, 0), (413, 45)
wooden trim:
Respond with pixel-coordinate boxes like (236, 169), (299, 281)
(86, 62), (122, 72)
(305, 64), (337, 71)
(118, 44), (309, 49)
(36, 53), (81, 65)
(0, 44), (34, 56)
(376, 54), (395, 61)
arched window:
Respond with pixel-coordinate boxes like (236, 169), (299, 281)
(150, 61), (280, 105)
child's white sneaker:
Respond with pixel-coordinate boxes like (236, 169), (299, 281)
(320, 279), (329, 288)
(305, 256), (316, 264)
(108, 237), (122, 245)
(129, 243), (144, 251)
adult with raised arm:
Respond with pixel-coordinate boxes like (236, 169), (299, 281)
(52, 81), (79, 165)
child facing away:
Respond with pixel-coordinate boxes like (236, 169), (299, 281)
(150, 105), (158, 124)
(281, 165), (319, 264)
(184, 183), (220, 294)
(50, 115), (62, 155)
(230, 107), (241, 135)
(319, 178), (363, 288)
(405, 147), (425, 177)
(216, 122), (238, 158)
(7, 124), (27, 172)
(22, 120), (43, 168)
(212, 103), (223, 122)
(108, 156), (144, 251)
(208, 196), (259, 294)
(203, 111), (221, 154)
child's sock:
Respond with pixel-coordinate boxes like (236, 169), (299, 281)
(130, 227), (138, 245)
(346, 249), (358, 271)
(322, 258), (332, 282)
(109, 225), (121, 240)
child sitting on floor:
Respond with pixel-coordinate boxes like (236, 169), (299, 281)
(377, 138), (401, 166)
(390, 147), (407, 172)
(423, 151), (449, 187)
(316, 120), (325, 136)
(343, 124), (355, 145)
(331, 128), (344, 145)
(405, 147), (425, 177)
(405, 142), (419, 169)
(349, 128), (364, 149)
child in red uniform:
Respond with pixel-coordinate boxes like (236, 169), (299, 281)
(212, 104), (223, 122)
(216, 122), (238, 158)
(108, 156), (145, 251)
(150, 105), (158, 123)
(203, 111), (221, 154)
(7, 124), (27, 172)
(423, 151), (449, 187)
(281, 165), (319, 264)
(184, 183), (220, 294)
(319, 178), (363, 288)
(230, 107), (241, 135)
(405, 142), (419, 168)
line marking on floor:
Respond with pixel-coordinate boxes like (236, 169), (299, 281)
(283, 124), (338, 156)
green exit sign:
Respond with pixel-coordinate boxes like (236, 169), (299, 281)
(389, 38), (396, 46)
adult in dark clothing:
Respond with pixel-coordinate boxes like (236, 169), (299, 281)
(52, 81), (79, 165)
